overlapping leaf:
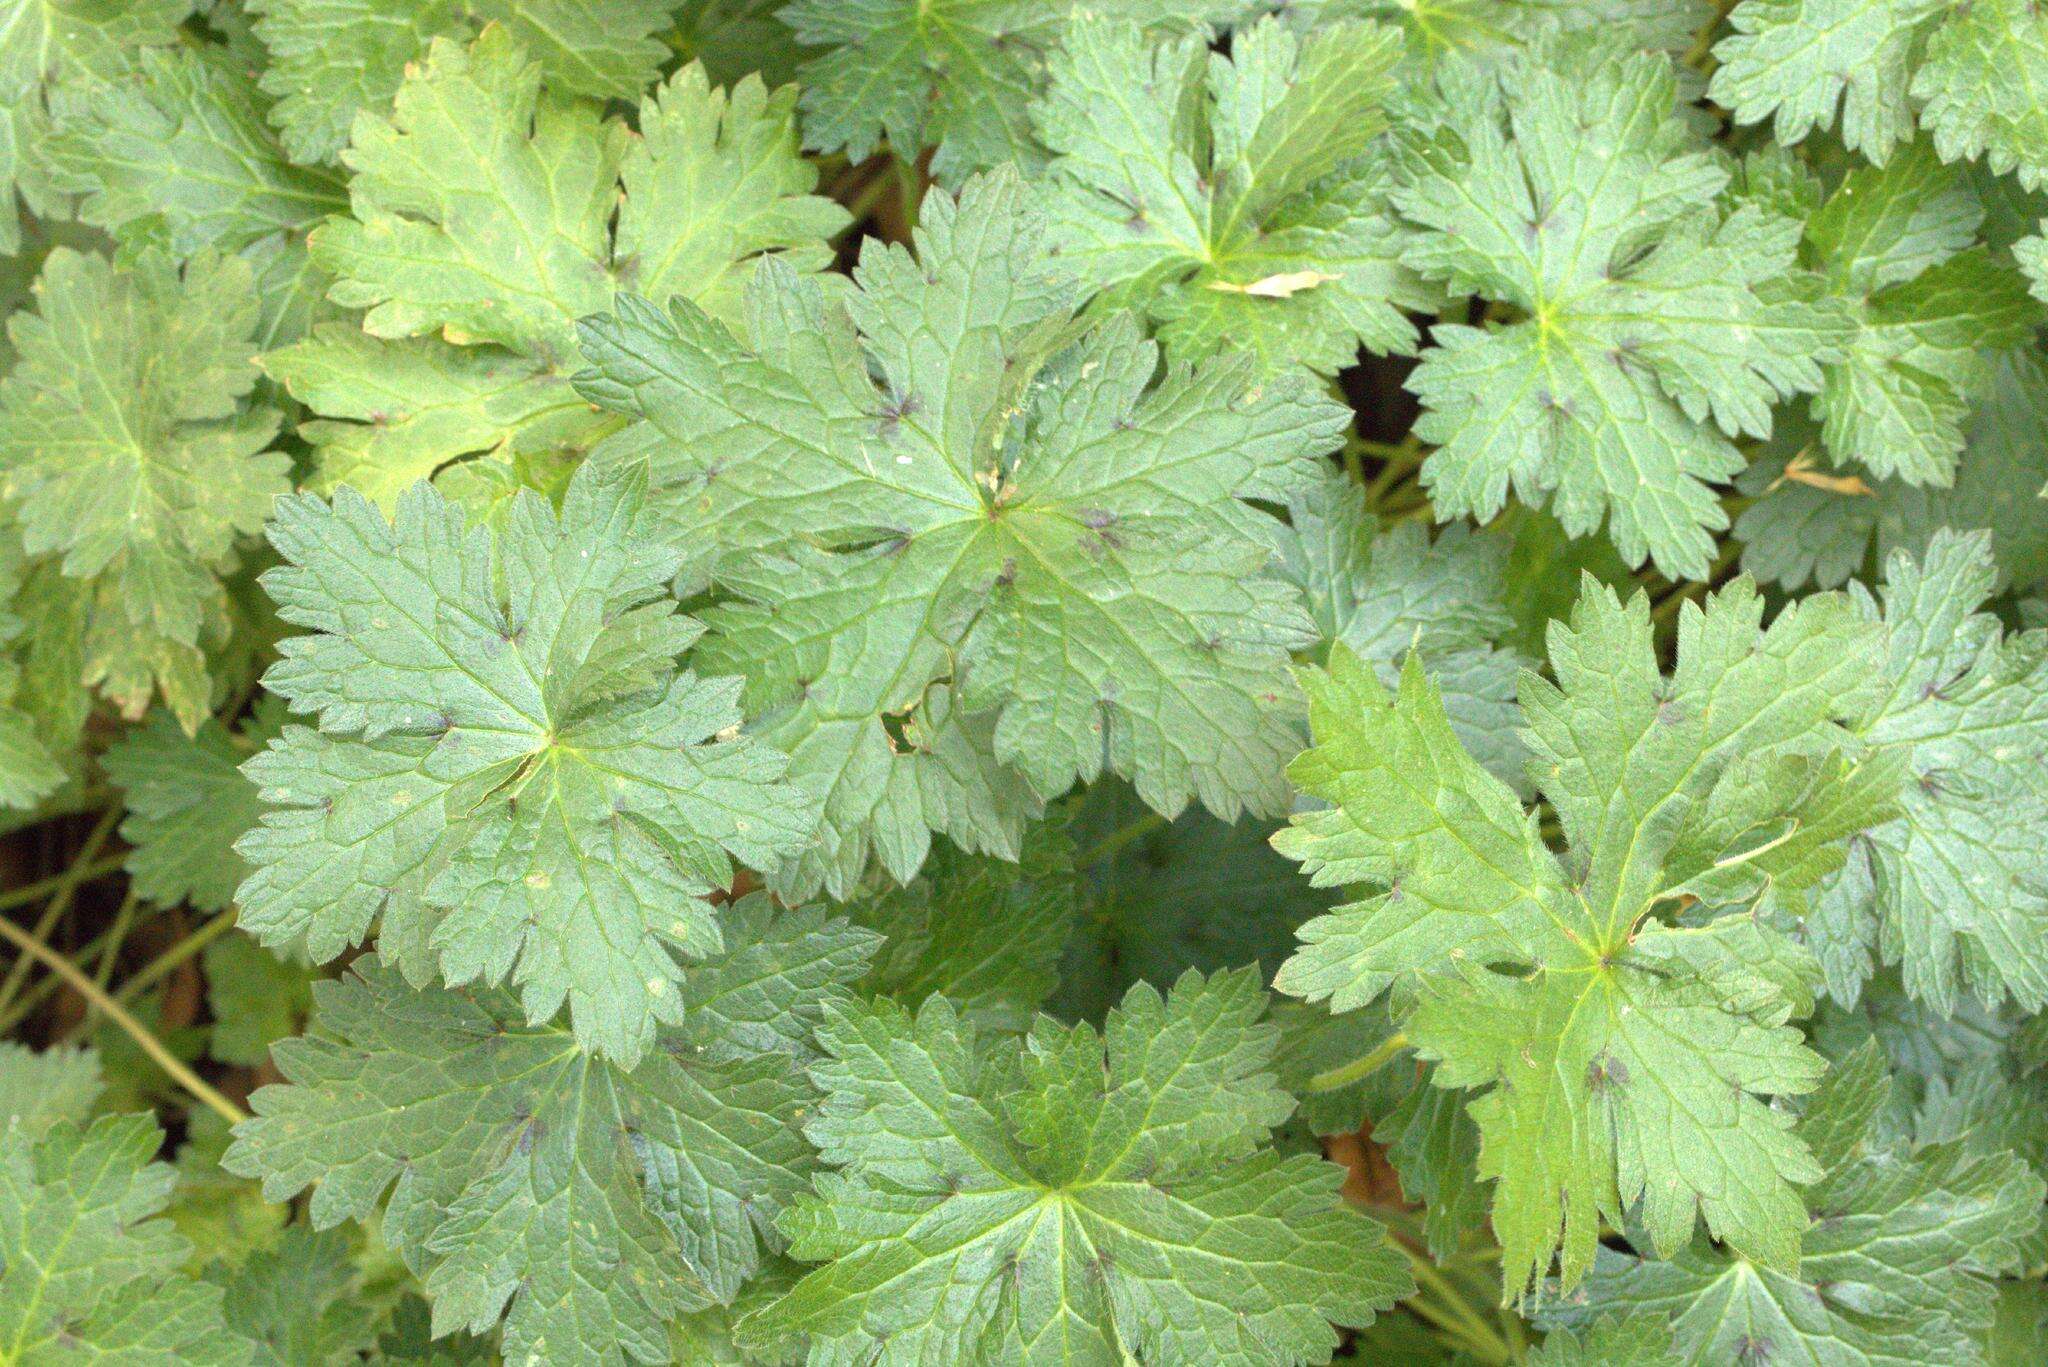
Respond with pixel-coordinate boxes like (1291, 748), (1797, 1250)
(1796, 141), (2041, 486)
(850, 826), (1076, 1033)
(741, 970), (1410, 1363)
(40, 43), (345, 338)
(265, 26), (845, 507)
(1, 1111), (249, 1364)
(1737, 352), (2048, 593)
(1279, 1), (1712, 67)
(104, 704), (277, 911)
(1391, 36), (1846, 577)
(779, 0), (1252, 188)
(0, 246), (288, 730)
(226, 933), (864, 1367)
(1033, 14), (1432, 377)
(1274, 573), (1906, 1299)
(1273, 470), (1528, 787)
(235, 464), (814, 1064)
(0, 0), (192, 252)
(1539, 1043), (2044, 1364)
(1804, 532), (2048, 1016)
(1714, 0), (2048, 191)
(247, 0), (689, 165)
(577, 170), (1346, 900)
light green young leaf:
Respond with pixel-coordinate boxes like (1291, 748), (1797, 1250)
(269, 26), (846, 506)
(235, 463), (814, 1065)
(0, 247), (288, 731)
(779, 0), (1252, 188)
(1714, 0), (2048, 190)
(1274, 571), (1903, 1299)
(1392, 36), (1847, 578)
(226, 952), (822, 1367)
(247, 0), (686, 165)
(0, 1112), (250, 1365)
(1034, 14), (1431, 377)
(741, 971), (1410, 1364)
(577, 170), (1346, 901)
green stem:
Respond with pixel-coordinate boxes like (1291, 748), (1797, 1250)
(0, 911), (246, 1126)
(113, 913), (237, 1009)
(892, 154), (926, 227)
(0, 810), (122, 1017)
(1077, 812), (1168, 868)
(1307, 1031), (1410, 1093)
(0, 854), (126, 916)
(46, 912), (241, 1048)
(838, 171), (896, 235)
(86, 888), (145, 1019)
(1400, 1246), (1512, 1366)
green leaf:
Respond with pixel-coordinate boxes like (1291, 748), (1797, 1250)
(1273, 568), (1905, 1299)
(104, 705), (278, 912)
(1539, 1042), (2045, 1365)
(1812, 531), (2048, 1016)
(741, 970), (1411, 1364)
(1526, 1314), (1682, 1366)
(0, 1112), (250, 1365)
(1714, 0), (2048, 191)
(2021, 222), (2048, 302)
(0, 1043), (102, 1138)
(0, 545), (64, 811)
(246, 0), (688, 165)
(779, 0), (1252, 188)
(235, 462), (814, 1065)
(1280, 1), (1713, 68)
(0, 0), (193, 253)
(1711, 0), (1938, 166)
(42, 44), (345, 262)
(1738, 351), (2048, 593)
(0, 247), (288, 731)
(370, 1295), (497, 1365)
(226, 950), (825, 1366)
(1273, 469), (1528, 788)
(1056, 779), (1332, 1023)
(577, 169), (1346, 900)
(1800, 140), (2043, 486)
(208, 1225), (383, 1366)
(851, 825), (1077, 1033)
(1912, 0), (2048, 194)
(1392, 36), (1847, 578)
(670, 892), (882, 1065)
(268, 26), (845, 507)
(1033, 14), (1431, 377)
(203, 934), (314, 1069)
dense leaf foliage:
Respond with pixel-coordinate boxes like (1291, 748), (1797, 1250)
(0, 4), (2045, 1365)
